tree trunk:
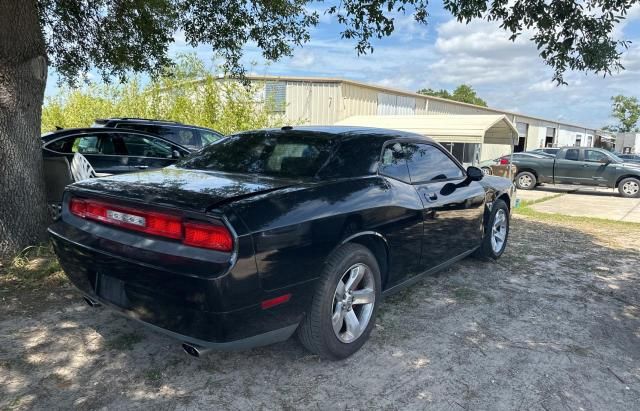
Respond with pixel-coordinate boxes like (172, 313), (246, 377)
(0, 1), (49, 259)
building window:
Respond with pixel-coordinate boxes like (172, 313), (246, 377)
(587, 135), (593, 147)
(575, 134), (582, 147)
(545, 127), (555, 147)
(264, 82), (286, 113)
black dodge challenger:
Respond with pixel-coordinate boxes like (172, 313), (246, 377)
(49, 126), (515, 360)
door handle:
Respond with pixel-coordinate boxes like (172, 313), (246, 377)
(136, 165), (149, 169)
(582, 164), (590, 167)
(424, 192), (438, 202)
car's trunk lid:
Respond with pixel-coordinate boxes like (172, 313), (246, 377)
(68, 167), (299, 212)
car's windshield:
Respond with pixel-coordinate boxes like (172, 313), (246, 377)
(175, 131), (337, 178)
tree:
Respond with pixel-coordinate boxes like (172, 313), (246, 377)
(605, 95), (640, 133)
(0, 0), (637, 257)
(417, 84), (488, 107)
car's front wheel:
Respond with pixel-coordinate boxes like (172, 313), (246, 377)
(297, 243), (381, 360)
(515, 171), (537, 190)
(473, 199), (510, 260)
(618, 177), (640, 198)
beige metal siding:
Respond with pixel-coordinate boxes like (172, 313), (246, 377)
(481, 144), (512, 161)
(341, 83), (377, 120)
(427, 99), (490, 115)
(285, 81), (341, 125)
(415, 98), (428, 115)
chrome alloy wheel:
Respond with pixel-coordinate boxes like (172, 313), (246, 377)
(622, 180), (639, 196)
(491, 209), (508, 254)
(518, 174), (533, 188)
(332, 263), (375, 344)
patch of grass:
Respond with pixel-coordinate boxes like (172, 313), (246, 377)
(452, 286), (478, 301)
(517, 193), (566, 208)
(143, 368), (163, 385)
(105, 333), (144, 351)
(514, 206), (640, 229)
(0, 244), (66, 290)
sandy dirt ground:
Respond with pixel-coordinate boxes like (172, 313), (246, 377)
(1, 215), (639, 410)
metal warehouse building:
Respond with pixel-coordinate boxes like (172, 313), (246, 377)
(243, 75), (600, 165)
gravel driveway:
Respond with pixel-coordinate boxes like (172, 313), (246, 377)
(1, 215), (639, 410)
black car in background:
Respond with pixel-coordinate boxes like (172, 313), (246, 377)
(532, 147), (560, 156)
(617, 153), (640, 164)
(49, 126), (515, 360)
(42, 127), (191, 175)
(93, 118), (224, 151)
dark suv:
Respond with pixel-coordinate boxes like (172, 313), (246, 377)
(93, 118), (224, 151)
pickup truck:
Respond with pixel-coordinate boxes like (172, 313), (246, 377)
(513, 147), (640, 198)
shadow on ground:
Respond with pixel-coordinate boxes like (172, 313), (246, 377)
(1, 217), (639, 410)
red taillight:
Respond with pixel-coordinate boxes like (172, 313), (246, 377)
(69, 198), (87, 217)
(184, 222), (233, 251)
(499, 158), (510, 165)
(68, 197), (232, 251)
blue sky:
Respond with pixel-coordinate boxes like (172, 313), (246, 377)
(45, 1), (640, 129)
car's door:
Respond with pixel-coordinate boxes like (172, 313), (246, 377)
(44, 132), (130, 175)
(402, 142), (485, 271)
(553, 148), (590, 184)
(377, 142), (425, 285)
(117, 133), (185, 171)
(583, 149), (618, 186)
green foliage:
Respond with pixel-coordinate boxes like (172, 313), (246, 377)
(417, 84), (488, 107)
(33, 0), (637, 86)
(42, 55), (286, 134)
(604, 95), (640, 133)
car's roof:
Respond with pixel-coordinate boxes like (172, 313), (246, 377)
(240, 125), (435, 143)
(41, 127), (159, 142)
(40, 127), (191, 152)
(98, 118), (222, 133)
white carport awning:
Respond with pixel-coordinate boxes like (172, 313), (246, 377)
(334, 114), (517, 145)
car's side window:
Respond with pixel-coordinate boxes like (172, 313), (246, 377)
(46, 137), (76, 153)
(564, 149), (580, 161)
(403, 143), (464, 183)
(379, 142), (410, 183)
(200, 131), (223, 145)
(118, 134), (174, 158)
(584, 150), (608, 163)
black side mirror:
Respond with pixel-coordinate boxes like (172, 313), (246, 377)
(466, 166), (484, 182)
(599, 157), (611, 165)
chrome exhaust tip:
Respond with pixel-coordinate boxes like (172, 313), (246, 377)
(83, 296), (101, 307)
(182, 343), (210, 358)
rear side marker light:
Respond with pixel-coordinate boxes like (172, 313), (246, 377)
(68, 197), (232, 251)
(261, 294), (292, 310)
(499, 158), (509, 165)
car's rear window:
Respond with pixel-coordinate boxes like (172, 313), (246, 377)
(175, 131), (338, 178)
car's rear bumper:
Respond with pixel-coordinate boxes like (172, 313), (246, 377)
(49, 221), (311, 349)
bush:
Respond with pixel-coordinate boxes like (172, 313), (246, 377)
(42, 55), (286, 134)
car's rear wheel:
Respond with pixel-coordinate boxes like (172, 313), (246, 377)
(515, 171), (536, 190)
(473, 199), (510, 260)
(618, 177), (640, 198)
(297, 243), (381, 360)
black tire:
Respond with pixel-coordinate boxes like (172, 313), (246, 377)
(515, 171), (537, 190)
(473, 199), (510, 260)
(618, 177), (640, 198)
(297, 243), (381, 360)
